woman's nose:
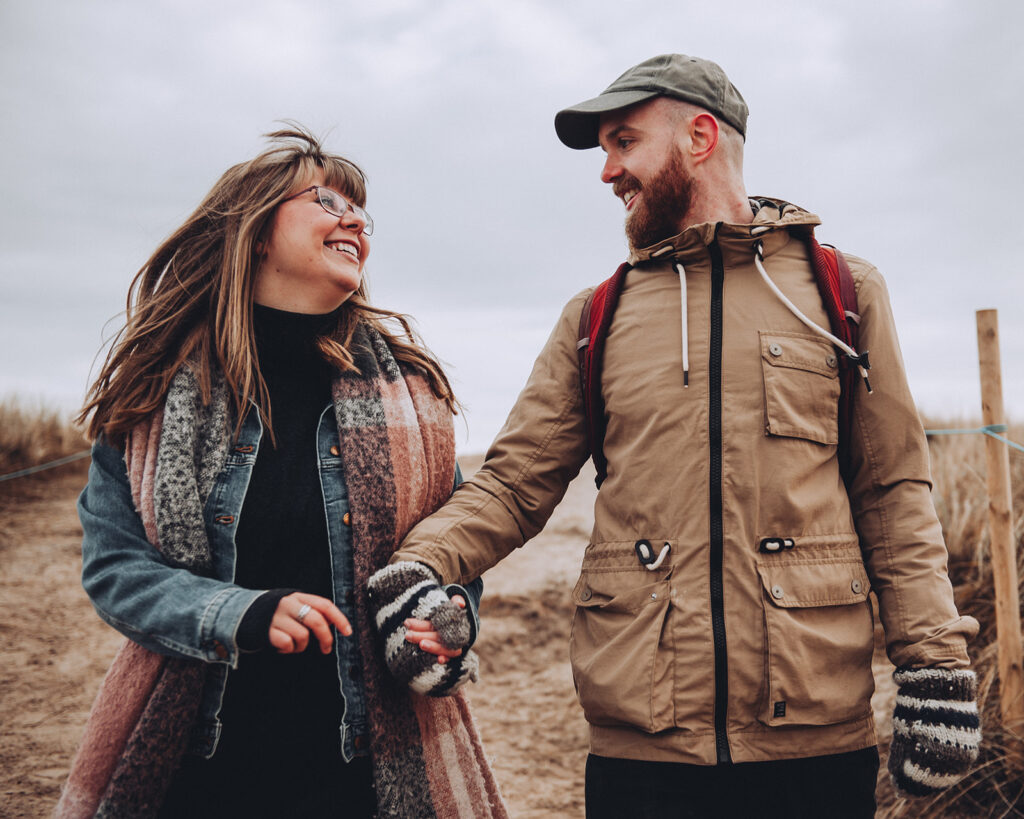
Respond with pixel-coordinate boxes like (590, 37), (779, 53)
(340, 204), (367, 234)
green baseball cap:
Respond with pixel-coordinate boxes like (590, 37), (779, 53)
(554, 54), (748, 149)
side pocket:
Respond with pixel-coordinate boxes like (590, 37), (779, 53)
(757, 551), (875, 726)
(760, 331), (840, 445)
(569, 568), (671, 733)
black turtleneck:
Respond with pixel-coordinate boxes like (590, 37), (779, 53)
(233, 303), (336, 596)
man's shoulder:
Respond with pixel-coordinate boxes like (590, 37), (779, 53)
(824, 248), (883, 293)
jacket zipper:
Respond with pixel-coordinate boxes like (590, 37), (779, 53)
(708, 237), (731, 764)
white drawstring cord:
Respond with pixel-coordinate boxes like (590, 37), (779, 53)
(636, 540), (671, 570)
(674, 261), (690, 387)
(753, 242), (872, 390)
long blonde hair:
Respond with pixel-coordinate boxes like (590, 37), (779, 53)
(79, 124), (456, 442)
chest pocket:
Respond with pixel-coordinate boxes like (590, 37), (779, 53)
(760, 331), (840, 446)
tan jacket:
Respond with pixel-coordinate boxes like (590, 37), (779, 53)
(393, 200), (977, 764)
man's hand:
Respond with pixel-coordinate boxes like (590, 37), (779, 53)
(367, 562), (479, 696)
(888, 667), (981, 796)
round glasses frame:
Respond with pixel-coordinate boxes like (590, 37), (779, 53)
(283, 185), (374, 236)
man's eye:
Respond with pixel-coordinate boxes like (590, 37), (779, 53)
(618, 138), (634, 150)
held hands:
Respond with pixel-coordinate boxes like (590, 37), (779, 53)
(367, 561), (479, 696)
(888, 667), (981, 797)
(267, 589), (467, 662)
(404, 594), (468, 665)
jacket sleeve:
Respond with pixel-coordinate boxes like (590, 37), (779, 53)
(843, 261), (978, 669)
(391, 292), (593, 585)
(79, 438), (263, 667)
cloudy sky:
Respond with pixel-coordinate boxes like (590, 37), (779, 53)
(2, 0), (1021, 453)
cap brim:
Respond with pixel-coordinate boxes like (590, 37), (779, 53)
(554, 89), (660, 149)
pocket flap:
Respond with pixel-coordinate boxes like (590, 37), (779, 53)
(572, 572), (666, 612)
(757, 555), (870, 608)
(760, 332), (840, 377)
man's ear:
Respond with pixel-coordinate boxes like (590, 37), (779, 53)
(688, 113), (720, 166)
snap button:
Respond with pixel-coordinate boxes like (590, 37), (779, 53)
(213, 640), (228, 660)
(651, 592), (658, 600)
(580, 587), (593, 602)
(769, 343), (783, 357)
(771, 585), (785, 600)
(826, 354), (838, 368)
(330, 444), (341, 456)
(851, 579), (863, 594)
(343, 512), (352, 526)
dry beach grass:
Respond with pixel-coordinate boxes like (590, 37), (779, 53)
(0, 409), (1021, 817)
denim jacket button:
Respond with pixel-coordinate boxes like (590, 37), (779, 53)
(343, 512), (352, 526)
(213, 640), (228, 660)
(330, 445), (341, 457)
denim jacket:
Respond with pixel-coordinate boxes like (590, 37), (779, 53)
(79, 404), (481, 761)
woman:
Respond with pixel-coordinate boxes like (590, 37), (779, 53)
(57, 126), (506, 818)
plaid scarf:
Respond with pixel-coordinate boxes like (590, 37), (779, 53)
(57, 324), (507, 818)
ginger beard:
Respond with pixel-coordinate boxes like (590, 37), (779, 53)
(618, 146), (694, 252)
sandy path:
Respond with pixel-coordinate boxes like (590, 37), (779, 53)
(0, 467), (124, 817)
(0, 457), (894, 818)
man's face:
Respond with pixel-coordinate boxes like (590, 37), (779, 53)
(598, 98), (693, 251)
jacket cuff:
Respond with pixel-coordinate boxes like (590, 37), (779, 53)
(237, 589), (297, 652)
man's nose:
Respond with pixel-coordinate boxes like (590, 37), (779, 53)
(600, 156), (622, 184)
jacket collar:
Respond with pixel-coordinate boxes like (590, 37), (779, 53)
(626, 197), (822, 266)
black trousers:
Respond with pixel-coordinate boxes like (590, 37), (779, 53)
(585, 747), (879, 819)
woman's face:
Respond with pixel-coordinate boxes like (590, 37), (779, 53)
(253, 172), (371, 314)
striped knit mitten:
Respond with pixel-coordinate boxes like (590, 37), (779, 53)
(367, 561), (479, 697)
(888, 667), (981, 796)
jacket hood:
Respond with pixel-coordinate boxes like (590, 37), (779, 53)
(627, 197), (821, 265)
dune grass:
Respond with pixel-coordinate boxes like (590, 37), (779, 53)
(0, 398), (89, 518)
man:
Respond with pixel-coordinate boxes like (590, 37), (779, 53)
(373, 55), (980, 817)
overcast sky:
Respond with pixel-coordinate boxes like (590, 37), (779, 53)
(2, 0), (1021, 453)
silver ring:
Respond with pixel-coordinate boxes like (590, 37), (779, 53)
(296, 603), (312, 623)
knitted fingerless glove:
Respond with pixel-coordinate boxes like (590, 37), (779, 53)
(888, 667), (981, 796)
(367, 561), (479, 697)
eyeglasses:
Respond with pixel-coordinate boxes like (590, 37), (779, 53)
(283, 185), (374, 236)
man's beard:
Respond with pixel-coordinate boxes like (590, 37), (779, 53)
(619, 147), (693, 252)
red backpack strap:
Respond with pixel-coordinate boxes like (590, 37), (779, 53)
(577, 262), (631, 488)
(805, 236), (861, 479)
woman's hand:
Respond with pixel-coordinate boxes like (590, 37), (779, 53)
(270, 592), (352, 654)
(403, 594), (466, 664)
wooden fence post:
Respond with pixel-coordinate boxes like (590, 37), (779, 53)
(976, 309), (1024, 746)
